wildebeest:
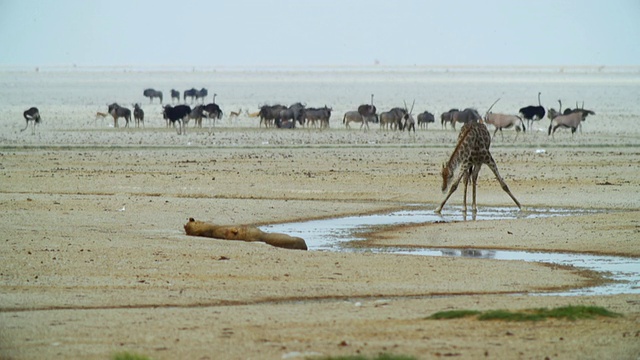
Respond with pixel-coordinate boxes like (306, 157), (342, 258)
(258, 104), (287, 127)
(450, 108), (482, 129)
(278, 102), (306, 128)
(21, 107), (42, 134)
(163, 104), (191, 135)
(170, 89), (180, 103)
(143, 88), (163, 103)
(183, 88), (197, 103)
(274, 118), (296, 128)
(379, 107), (407, 130)
(519, 92), (546, 130)
(417, 111), (435, 129)
(303, 106), (332, 128)
(133, 103), (145, 128)
(183, 88), (208, 103)
(440, 108), (459, 129)
(343, 110), (369, 131)
(107, 103), (131, 128)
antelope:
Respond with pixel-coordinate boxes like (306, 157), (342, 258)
(94, 111), (108, 125)
(483, 99), (524, 140)
(343, 111), (369, 131)
(547, 108), (582, 137)
(403, 100), (416, 134)
(229, 108), (242, 118)
(484, 113), (525, 140)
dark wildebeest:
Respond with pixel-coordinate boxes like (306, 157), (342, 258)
(519, 92), (546, 130)
(21, 107), (42, 134)
(143, 88), (163, 104)
(450, 108), (482, 130)
(133, 103), (145, 128)
(163, 104), (191, 135)
(440, 108), (459, 129)
(274, 118), (296, 129)
(195, 88), (208, 103)
(303, 106), (332, 128)
(107, 103), (131, 128)
(170, 89), (180, 103)
(183, 88), (197, 103)
(417, 111), (435, 129)
(379, 107), (407, 130)
(279, 102), (306, 128)
(258, 104), (287, 128)
(358, 94), (378, 124)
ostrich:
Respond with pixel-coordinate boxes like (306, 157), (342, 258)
(21, 107), (42, 134)
(358, 94), (377, 124)
(519, 92), (546, 131)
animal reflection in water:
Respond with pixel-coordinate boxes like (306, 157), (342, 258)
(21, 107), (42, 134)
(436, 120), (521, 213)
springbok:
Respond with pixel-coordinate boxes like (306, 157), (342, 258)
(21, 107), (42, 134)
(228, 108), (241, 124)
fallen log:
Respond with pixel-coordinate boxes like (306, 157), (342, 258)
(183, 218), (308, 250)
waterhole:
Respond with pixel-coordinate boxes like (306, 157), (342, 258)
(262, 206), (639, 296)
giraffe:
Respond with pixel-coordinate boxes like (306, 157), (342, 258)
(435, 120), (521, 213)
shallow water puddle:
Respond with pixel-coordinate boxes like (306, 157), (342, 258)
(262, 206), (639, 296)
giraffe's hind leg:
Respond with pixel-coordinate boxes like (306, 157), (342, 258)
(486, 158), (521, 209)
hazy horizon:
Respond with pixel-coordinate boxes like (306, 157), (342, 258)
(1, 0), (639, 68)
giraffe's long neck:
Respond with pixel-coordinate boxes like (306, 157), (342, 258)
(446, 125), (473, 174)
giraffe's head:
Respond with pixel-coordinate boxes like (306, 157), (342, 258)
(441, 162), (452, 193)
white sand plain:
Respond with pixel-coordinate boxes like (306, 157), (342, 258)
(0, 67), (639, 359)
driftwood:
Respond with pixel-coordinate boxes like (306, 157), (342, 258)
(183, 218), (308, 250)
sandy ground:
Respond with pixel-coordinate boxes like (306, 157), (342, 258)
(1, 68), (639, 359)
(0, 124), (639, 360)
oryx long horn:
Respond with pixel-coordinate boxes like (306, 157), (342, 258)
(485, 98), (501, 116)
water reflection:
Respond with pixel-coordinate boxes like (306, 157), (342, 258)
(262, 206), (639, 296)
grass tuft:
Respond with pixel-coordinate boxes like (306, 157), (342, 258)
(428, 305), (622, 322)
(112, 352), (151, 360)
(426, 310), (481, 320)
(313, 354), (417, 360)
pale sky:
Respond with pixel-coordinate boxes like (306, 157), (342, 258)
(1, 0), (638, 68)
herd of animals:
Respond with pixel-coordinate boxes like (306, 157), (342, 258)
(20, 89), (595, 139)
(17, 88), (597, 212)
